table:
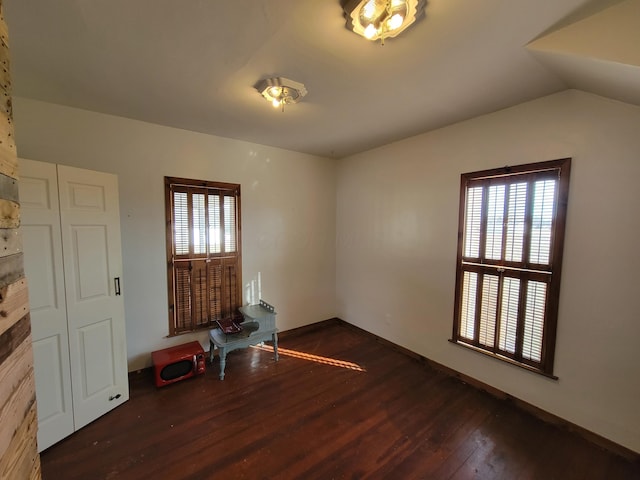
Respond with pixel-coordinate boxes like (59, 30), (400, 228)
(209, 301), (279, 380)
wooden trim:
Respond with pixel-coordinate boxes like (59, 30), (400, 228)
(165, 176), (240, 192)
(278, 318), (342, 341)
(453, 158), (571, 376)
(336, 319), (639, 463)
(448, 338), (558, 380)
(164, 176), (242, 336)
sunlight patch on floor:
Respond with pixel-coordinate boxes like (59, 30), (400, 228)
(251, 345), (366, 372)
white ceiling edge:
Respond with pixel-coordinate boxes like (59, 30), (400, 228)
(526, 0), (640, 107)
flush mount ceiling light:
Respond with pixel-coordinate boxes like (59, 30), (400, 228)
(255, 77), (308, 112)
(341, 0), (426, 45)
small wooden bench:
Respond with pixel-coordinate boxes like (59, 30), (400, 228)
(209, 301), (279, 380)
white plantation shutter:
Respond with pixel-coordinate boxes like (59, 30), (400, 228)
(523, 281), (546, 362)
(460, 271), (477, 340)
(453, 159), (570, 376)
(165, 177), (242, 336)
(173, 192), (189, 255)
(208, 194), (221, 254)
(464, 187), (483, 258)
(485, 185), (505, 260)
(530, 180), (556, 265)
(193, 193), (207, 255)
(505, 183), (527, 262)
(499, 277), (520, 354)
(224, 195), (237, 253)
(479, 274), (499, 347)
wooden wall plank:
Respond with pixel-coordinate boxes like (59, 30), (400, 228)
(0, 228), (20, 258)
(0, 146), (17, 180)
(0, 228), (22, 257)
(0, 278), (28, 338)
(0, 312), (30, 367)
(0, 198), (18, 228)
(0, 173), (18, 202)
(0, 2), (19, 183)
(0, 17), (8, 49)
(0, 2), (40, 477)
(0, 335), (32, 419)
(0, 404), (41, 480)
(0, 94), (10, 123)
(0, 361), (35, 461)
(0, 253), (23, 289)
(0, 59), (9, 93)
(0, 38), (9, 90)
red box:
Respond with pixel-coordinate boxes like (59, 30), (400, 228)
(151, 341), (206, 387)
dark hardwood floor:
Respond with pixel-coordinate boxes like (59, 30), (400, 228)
(40, 321), (639, 480)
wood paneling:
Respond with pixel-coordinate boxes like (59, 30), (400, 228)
(39, 321), (639, 480)
(0, 404), (40, 480)
(0, 1), (41, 477)
(0, 332), (35, 457)
(0, 278), (28, 337)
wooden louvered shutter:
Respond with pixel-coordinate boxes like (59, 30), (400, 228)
(453, 159), (570, 376)
(165, 177), (242, 336)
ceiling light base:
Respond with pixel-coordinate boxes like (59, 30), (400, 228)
(341, 0), (426, 44)
(256, 77), (307, 112)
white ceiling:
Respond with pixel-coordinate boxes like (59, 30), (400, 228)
(4, 0), (640, 158)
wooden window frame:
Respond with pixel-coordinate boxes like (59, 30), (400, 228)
(165, 176), (242, 336)
(451, 158), (571, 377)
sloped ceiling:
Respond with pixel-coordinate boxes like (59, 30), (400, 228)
(527, 0), (640, 106)
(4, 0), (639, 158)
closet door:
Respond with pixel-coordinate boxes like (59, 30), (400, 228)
(20, 159), (129, 449)
(57, 165), (129, 429)
(20, 159), (74, 452)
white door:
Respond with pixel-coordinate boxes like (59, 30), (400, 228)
(20, 159), (129, 449)
(20, 159), (74, 451)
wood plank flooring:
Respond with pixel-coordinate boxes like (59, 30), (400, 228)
(40, 320), (640, 480)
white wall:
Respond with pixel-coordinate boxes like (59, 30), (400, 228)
(336, 90), (640, 453)
(13, 97), (337, 371)
(14, 90), (640, 453)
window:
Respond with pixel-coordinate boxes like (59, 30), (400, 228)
(165, 177), (242, 336)
(452, 158), (571, 376)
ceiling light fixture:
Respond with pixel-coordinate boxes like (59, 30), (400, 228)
(341, 0), (426, 45)
(255, 77), (307, 112)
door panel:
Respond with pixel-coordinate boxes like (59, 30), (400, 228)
(32, 336), (67, 421)
(57, 164), (128, 430)
(19, 159), (74, 452)
(72, 225), (109, 301)
(21, 225), (58, 312)
(78, 318), (116, 397)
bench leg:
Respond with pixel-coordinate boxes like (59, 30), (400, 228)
(272, 332), (279, 362)
(219, 347), (227, 380)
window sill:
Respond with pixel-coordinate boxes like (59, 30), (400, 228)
(448, 339), (558, 380)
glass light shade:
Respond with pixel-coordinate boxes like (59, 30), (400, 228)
(255, 77), (308, 112)
(364, 23), (377, 39)
(388, 13), (404, 30)
(342, 0), (425, 43)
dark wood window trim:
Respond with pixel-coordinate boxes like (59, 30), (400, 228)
(165, 176), (242, 336)
(452, 158), (571, 376)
